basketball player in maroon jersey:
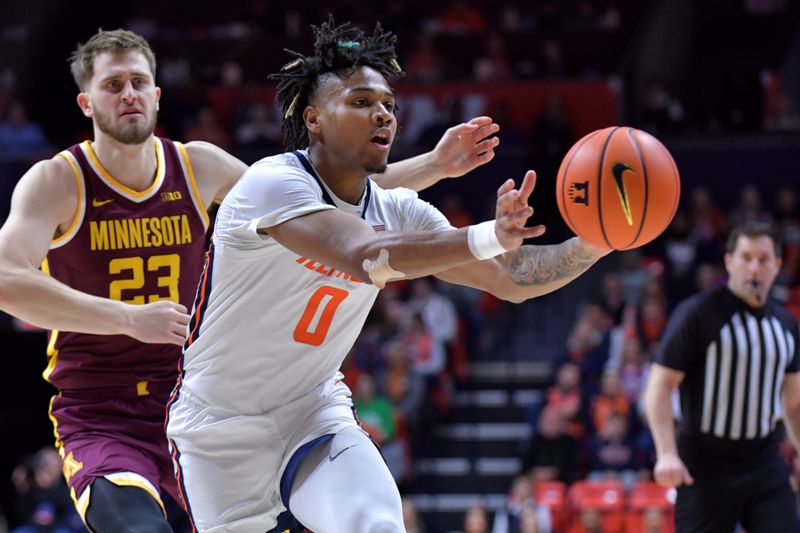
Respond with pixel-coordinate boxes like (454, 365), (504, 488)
(0, 29), (503, 533)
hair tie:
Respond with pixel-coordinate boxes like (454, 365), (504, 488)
(285, 92), (301, 118)
(281, 58), (304, 72)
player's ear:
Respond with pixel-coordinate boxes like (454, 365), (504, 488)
(77, 92), (93, 118)
(155, 86), (161, 111)
(304, 105), (321, 134)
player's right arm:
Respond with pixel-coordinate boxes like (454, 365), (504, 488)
(644, 363), (694, 487)
(264, 174), (542, 286)
(0, 157), (189, 345)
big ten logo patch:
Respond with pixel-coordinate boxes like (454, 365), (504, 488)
(568, 181), (589, 205)
(161, 191), (183, 201)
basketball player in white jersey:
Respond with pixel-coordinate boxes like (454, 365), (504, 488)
(166, 18), (609, 533)
(0, 27), (507, 533)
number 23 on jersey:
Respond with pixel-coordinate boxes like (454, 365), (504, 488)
(108, 253), (180, 303)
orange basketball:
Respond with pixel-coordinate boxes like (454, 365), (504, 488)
(555, 126), (680, 250)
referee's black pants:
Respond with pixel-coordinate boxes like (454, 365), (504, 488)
(676, 433), (799, 533)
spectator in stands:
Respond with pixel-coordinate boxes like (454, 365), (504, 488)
(283, 9), (302, 37)
(587, 412), (637, 484)
(615, 335), (650, 407)
(352, 374), (408, 481)
(578, 508), (602, 533)
(397, 311), (445, 379)
(473, 34), (513, 82)
(642, 506), (666, 533)
(774, 185), (800, 287)
(505, 475), (552, 533)
(518, 505), (546, 533)
(641, 81), (685, 136)
(219, 61), (243, 88)
(417, 97), (464, 150)
(379, 340), (425, 428)
(235, 103), (281, 150)
(538, 39), (568, 78)
(591, 371), (631, 436)
(522, 404), (579, 484)
(569, 301), (616, 395)
(590, 371), (631, 433)
(9, 447), (81, 533)
(437, 0), (487, 33)
(401, 498), (425, 533)
(694, 262), (724, 292)
(183, 106), (231, 148)
(599, 272), (626, 325)
(497, 5), (524, 32)
(659, 211), (699, 305)
(463, 503), (490, 533)
(408, 277), (458, 368)
(636, 295), (668, 358)
(546, 362), (585, 440)
(764, 92), (800, 132)
(405, 34), (443, 84)
(689, 186), (727, 265)
(729, 183), (773, 228)
(618, 250), (648, 306)
(0, 101), (51, 160)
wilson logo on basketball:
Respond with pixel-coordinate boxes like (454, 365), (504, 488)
(161, 191), (183, 201)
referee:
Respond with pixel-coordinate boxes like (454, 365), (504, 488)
(644, 221), (800, 533)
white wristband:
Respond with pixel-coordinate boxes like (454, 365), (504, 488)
(467, 220), (506, 260)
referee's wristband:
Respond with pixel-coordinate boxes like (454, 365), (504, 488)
(467, 220), (506, 260)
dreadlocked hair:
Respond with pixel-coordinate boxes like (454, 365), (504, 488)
(269, 16), (404, 151)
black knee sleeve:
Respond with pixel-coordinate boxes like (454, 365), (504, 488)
(85, 477), (173, 533)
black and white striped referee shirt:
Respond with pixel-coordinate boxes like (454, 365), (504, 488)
(657, 286), (800, 441)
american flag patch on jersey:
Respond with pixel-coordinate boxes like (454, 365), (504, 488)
(372, 224), (386, 232)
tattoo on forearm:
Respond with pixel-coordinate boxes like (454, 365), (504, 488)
(509, 238), (599, 286)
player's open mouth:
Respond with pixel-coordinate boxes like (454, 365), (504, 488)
(371, 131), (391, 151)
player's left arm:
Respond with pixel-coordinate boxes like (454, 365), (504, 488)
(372, 116), (500, 192)
(183, 141), (249, 206)
(434, 237), (608, 302)
(782, 371), (800, 454)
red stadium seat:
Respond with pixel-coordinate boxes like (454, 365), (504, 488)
(533, 481), (569, 531)
(625, 482), (675, 533)
(568, 480), (626, 533)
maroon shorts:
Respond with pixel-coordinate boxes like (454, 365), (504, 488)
(50, 384), (178, 503)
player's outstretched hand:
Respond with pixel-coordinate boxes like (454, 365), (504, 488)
(494, 170), (546, 251)
(654, 453), (694, 488)
(124, 300), (190, 345)
(433, 116), (500, 178)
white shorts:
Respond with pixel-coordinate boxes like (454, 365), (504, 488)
(166, 375), (356, 533)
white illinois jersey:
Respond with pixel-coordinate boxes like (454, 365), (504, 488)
(177, 150), (453, 415)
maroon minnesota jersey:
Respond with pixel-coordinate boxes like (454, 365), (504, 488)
(43, 137), (209, 392)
